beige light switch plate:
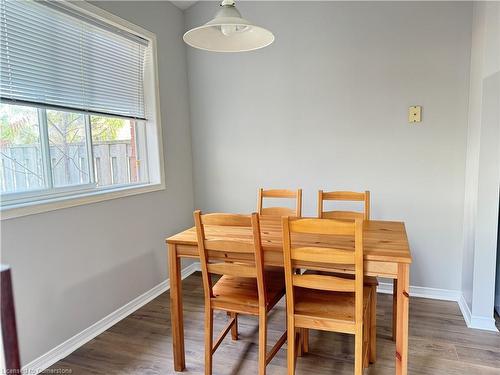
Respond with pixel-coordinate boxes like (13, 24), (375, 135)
(409, 106), (422, 123)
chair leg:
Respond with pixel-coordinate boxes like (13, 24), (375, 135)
(230, 312), (238, 340)
(354, 328), (363, 375)
(287, 324), (296, 375)
(205, 306), (213, 375)
(369, 286), (377, 363)
(258, 309), (267, 375)
(363, 317), (370, 369)
(297, 329), (303, 357)
(392, 279), (397, 341)
(302, 328), (309, 354)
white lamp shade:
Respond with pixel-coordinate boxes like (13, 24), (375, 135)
(183, 3), (274, 52)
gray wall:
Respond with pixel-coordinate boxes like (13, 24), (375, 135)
(0, 1), (194, 365)
(185, 1), (472, 290)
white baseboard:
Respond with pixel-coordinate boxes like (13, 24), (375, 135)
(468, 315), (498, 332)
(377, 282), (461, 302)
(458, 293), (473, 327)
(22, 262), (200, 374)
(191, 261), (201, 272)
(379, 281), (499, 332)
(458, 294), (498, 332)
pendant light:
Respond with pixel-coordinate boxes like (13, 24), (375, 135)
(183, 0), (274, 52)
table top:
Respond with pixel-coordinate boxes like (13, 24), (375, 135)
(167, 215), (412, 264)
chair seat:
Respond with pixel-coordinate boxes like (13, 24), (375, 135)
(294, 286), (372, 325)
(304, 270), (378, 286)
(211, 271), (285, 315)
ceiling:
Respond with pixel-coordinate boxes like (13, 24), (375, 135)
(171, 1), (198, 10)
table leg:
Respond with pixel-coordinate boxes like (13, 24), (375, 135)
(169, 243), (185, 371)
(395, 264), (410, 375)
(392, 280), (397, 341)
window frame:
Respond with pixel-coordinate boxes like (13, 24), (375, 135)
(0, 0), (165, 220)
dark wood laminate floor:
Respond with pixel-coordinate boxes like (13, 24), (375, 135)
(45, 272), (500, 375)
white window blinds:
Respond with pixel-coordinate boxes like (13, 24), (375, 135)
(0, 0), (148, 119)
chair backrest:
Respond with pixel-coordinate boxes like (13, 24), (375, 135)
(258, 188), (302, 217)
(318, 190), (370, 220)
(282, 217), (364, 326)
(193, 211), (267, 305)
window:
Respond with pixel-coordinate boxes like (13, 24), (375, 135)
(0, 0), (164, 217)
(0, 104), (149, 193)
(90, 115), (148, 187)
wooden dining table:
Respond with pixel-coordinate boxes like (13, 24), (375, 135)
(166, 215), (412, 375)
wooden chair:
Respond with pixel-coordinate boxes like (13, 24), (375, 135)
(193, 211), (287, 375)
(311, 190), (378, 359)
(258, 188), (302, 217)
(282, 217), (374, 375)
(317, 190), (370, 220)
(318, 190), (395, 342)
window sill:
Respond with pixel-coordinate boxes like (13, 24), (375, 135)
(0, 183), (165, 220)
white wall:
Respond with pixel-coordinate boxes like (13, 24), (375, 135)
(0, 1), (195, 365)
(461, 1), (500, 326)
(185, 1), (472, 291)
